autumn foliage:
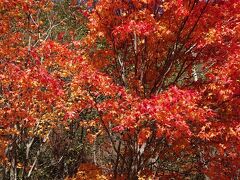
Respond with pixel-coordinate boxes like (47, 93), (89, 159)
(0, 0), (239, 179)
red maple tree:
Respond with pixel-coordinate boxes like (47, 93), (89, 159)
(0, 0), (239, 179)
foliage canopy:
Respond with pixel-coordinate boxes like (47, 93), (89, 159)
(0, 0), (239, 179)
